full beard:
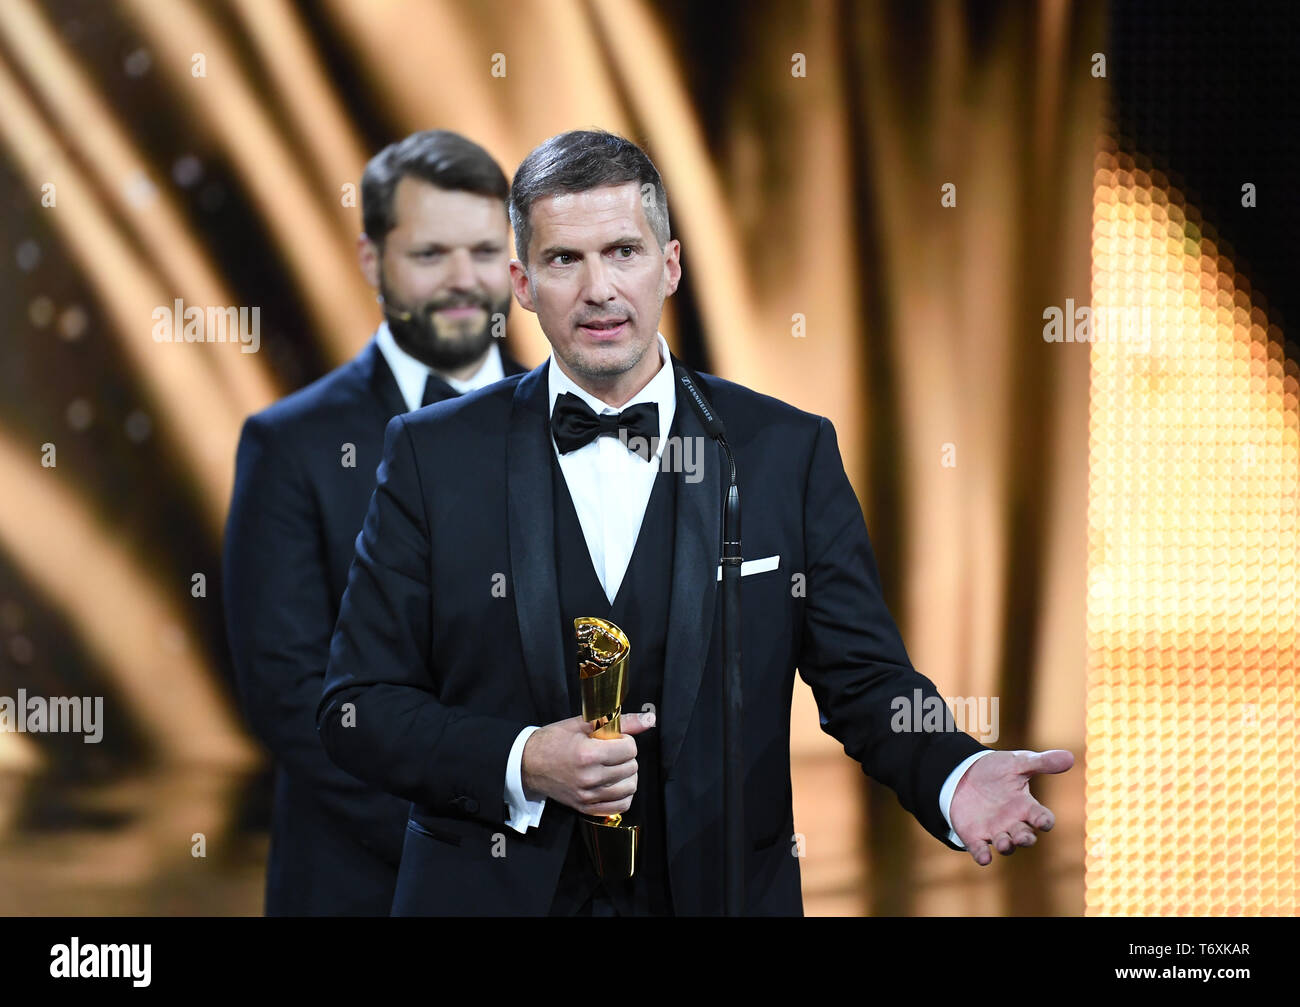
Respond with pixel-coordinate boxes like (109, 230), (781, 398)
(381, 281), (510, 373)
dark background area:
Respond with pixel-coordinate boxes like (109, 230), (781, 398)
(1111, 0), (1299, 361)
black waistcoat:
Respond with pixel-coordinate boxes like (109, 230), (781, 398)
(547, 446), (676, 916)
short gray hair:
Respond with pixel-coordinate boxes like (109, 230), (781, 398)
(508, 130), (670, 263)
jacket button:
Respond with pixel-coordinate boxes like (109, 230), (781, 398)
(463, 798), (479, 814)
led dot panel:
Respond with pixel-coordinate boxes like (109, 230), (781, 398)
(1086, 147), (1299, 916)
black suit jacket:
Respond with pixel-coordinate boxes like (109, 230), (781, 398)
(317, 358), (989, 916)
(222, 335), (525, 915)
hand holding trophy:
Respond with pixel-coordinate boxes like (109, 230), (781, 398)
(574, 616), (639, 879)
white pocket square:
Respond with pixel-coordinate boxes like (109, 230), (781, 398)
(715, 554), (780, 581)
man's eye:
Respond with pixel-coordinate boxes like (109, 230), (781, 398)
(413, 250), (442, 260)
(552, 253), (572, 265)
(474, 248), (500, 259)
(616, 246), (635, 258)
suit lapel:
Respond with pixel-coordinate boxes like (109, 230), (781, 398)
(506, 364), (570, 722)
(362, 336), (411, 419)
(660, 360), (723, 775)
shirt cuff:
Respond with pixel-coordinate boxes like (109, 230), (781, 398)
(504, 725), (546, 834)
(939, 750), (996, 848)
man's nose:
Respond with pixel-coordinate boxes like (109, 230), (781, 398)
(580, 256), (616, 303)
(445, 248), (478, 291)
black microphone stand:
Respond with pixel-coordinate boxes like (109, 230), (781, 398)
(676, 367), (744, 916)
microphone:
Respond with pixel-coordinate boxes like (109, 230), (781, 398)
(676, 366), (727, 441)
(377, 292), (413, 323)
(677, 365), (733, 476)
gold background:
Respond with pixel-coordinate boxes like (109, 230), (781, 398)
(1, 0), (1291, 916)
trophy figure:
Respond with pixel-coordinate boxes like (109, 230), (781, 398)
(574, 616), (639, 879)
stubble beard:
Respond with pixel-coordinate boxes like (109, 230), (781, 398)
(563, 332), (651, 383)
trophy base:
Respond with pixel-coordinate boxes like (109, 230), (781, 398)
(580, 817), (640, 880)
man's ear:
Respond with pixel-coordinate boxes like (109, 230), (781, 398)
(358, 234), (380, 289)
(662, 238), (682, 298)
(509, 259), (537, 313)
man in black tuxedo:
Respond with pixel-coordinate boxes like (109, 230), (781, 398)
(318, 129), (1074, 915)
(223, 130), (526, 915)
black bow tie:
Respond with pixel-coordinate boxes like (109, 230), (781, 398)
(421, 373), (457, 408)
(550, 392), (659, 461)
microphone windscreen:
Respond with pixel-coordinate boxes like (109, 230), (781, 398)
(675, 365), (726, 440)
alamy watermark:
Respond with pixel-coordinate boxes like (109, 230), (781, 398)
(50, 939), (150, 987)
(890, 688), (1000, 743)
(0, 690), (103, 743)
(1043, 299), (1151, 352)
(610, 430), (706, 483)
(151, 298), (260, 353)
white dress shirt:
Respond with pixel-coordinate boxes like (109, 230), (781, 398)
(500, 333), (991, 850)
(374, 321), (506, 411)
(550, 333), (677, 605)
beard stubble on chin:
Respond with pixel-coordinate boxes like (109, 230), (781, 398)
(564, 334), (651, 383)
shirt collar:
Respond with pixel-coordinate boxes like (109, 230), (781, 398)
(547, 332), (676, 452)
(375, 320), (506, 412)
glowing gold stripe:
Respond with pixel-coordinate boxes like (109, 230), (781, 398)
(0, 55), (244, 529)
(0, 430), (257, 767)
(228, 0), (371, 246)
(120, 0), (376, 363)
(0, 0), (279, 418)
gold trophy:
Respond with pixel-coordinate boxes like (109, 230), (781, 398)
(574, 616), (639, 879)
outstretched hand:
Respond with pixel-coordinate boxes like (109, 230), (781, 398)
(949, 749), (1074, 866)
